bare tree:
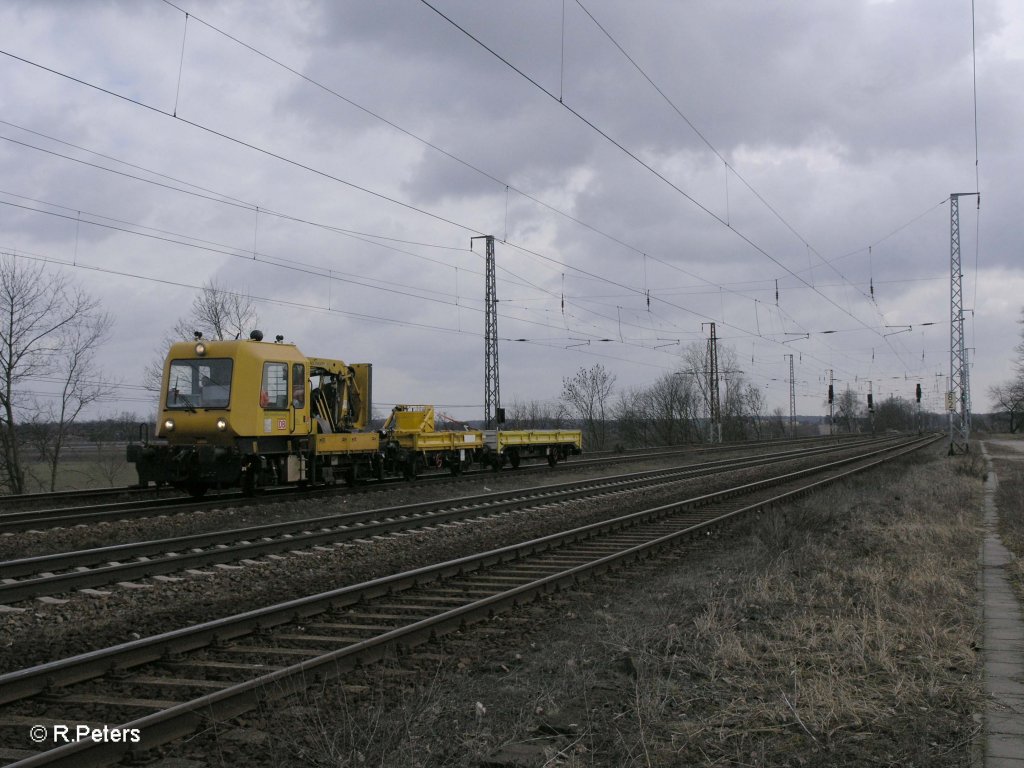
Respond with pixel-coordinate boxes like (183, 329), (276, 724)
(768, 406), (787, 438)
(611, 372), (703, 449)
(989, 382), (1024, 433)
(93, 442), (127, 487)
(680, 342), (745, 441)
(647, 372), (697, 445)
(0, 256), (111, 494)
(144, 280), (260, 393)
(40, 314), (113, 490)
(613, 386), (649, 448)
(989, 308), (1024, 433)
(504, 398), (565, 429)
(561, 364), (616, 450)
(742, 383), (767, 439)
(873, 395), (915, 432)
(175, 280), (259, 342)
(680, 342), (711, 428)
(834, 386), (862, 433)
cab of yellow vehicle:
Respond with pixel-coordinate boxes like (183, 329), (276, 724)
(131, 331), (375, 496)
(157, 332), (311, 444)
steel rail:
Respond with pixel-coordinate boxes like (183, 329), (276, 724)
(0, 437), (893, 602)
(0, 492), (250, 534)
(0, 433), (854, 511)
(581, 430), (859, 459)
(0, 434), (933, 704)
(0, 434), (936, 767)
(0, 434), (851, 528)
(0, 485), (165, 508)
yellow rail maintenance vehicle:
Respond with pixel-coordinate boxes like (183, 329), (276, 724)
(128, 331), (583, 496)
(128, 331), (375, 496)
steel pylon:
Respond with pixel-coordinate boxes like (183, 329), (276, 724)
(948, 192), (977, 454)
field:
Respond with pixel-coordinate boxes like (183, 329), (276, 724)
(15, 442), (135, 493)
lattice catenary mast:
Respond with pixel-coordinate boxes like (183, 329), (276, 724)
(787, 353), (796, 437)
(704, 322), (721, 443)
(948, 193), (978, 455)
(472, 235), (500, 429)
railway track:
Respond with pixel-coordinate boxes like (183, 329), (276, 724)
(0, 437), (892, 604)
(0, 434), (864, 536)
(0, 486), (174, 513)
(0, 433), (857, 522)
(0, 434), (937, 767)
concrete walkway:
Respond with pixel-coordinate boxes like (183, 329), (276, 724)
(980, 442), (1024, 767)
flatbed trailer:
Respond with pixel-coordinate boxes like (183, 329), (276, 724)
(384, 406), (582, 473)
(482, 428), (582, 469)
(383, 405), (483, 477)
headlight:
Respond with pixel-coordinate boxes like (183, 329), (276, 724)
(216, 418), (228, 431)
(195, 342), (206, 356)
(163, 418), (175, 432)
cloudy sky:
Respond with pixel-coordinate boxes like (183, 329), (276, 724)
(0, 0), (1020, 423)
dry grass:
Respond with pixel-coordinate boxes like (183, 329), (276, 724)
(212, 447), (984, 767)
(991, 451), (1024, 598)
(994, 460), (1024, 553)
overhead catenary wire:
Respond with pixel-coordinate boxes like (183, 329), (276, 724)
(416, 0), (952, 382)
(573, 0), (897, 317)
(152, 0), (900, 370)
(0, 182), (707, 353)
(0, 195), (465, 307)
(149, 2), (815, 332)
(0, 16), (929, 386)
(0, 52), (768, 357)
(416, 0), (895, 342)
(1, 246), (665, 372)
(0, 124), (688, 347)
(0, 15), (950, 397)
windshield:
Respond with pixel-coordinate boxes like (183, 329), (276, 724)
(166, 358), (233, 409)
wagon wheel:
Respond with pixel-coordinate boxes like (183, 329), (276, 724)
(240, 456), (259, 496)
(344, 465), (359, 486)
(185, 482), (208, 498)
(403, 454), (419, 481)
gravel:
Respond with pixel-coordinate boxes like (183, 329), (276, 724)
(0, 444), (880, 674)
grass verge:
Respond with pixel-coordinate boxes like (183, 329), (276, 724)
(990, 438), (1024, 598)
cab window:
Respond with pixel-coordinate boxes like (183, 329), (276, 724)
(167, 358), (232, 409)
(260, 362), (289, 409)
(292, 363), (306, 408)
